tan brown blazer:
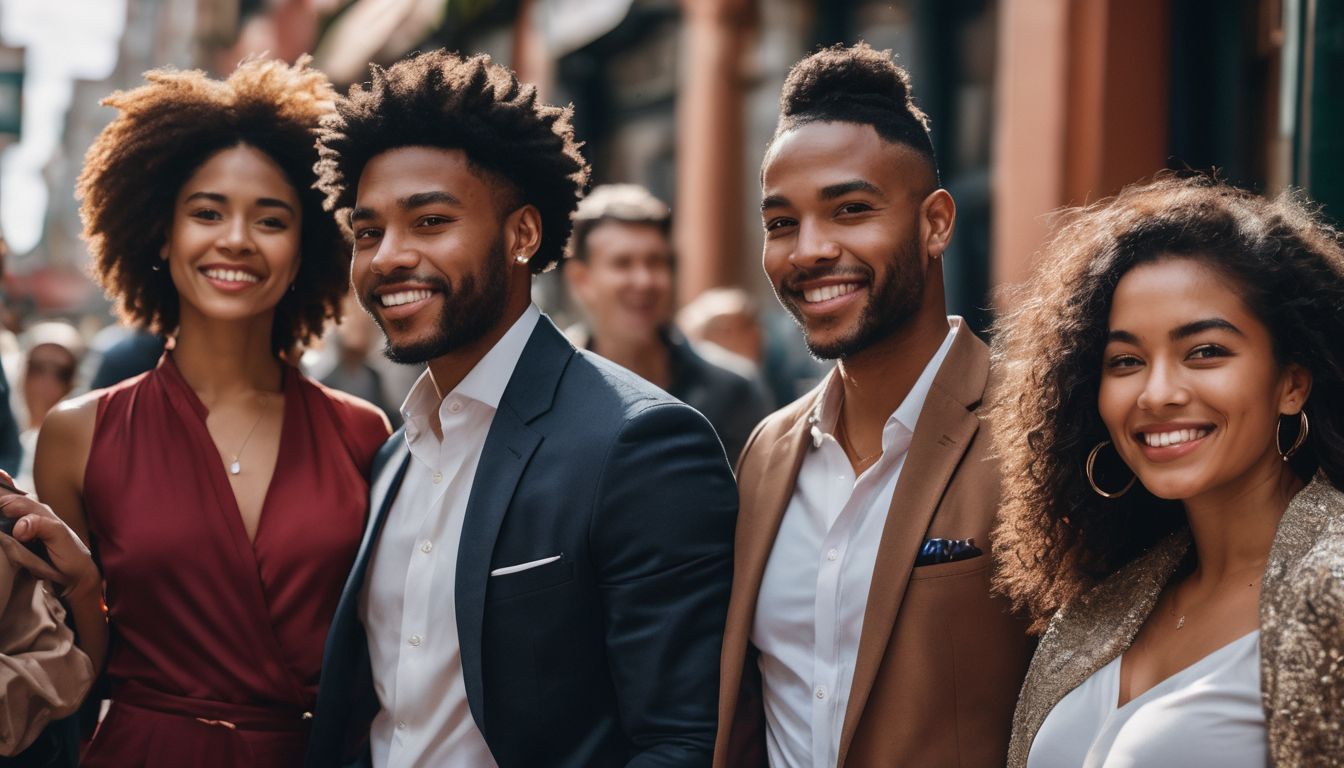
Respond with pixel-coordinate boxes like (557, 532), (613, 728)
(714, 322), (1032, 768)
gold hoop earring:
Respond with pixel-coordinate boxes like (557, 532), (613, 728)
(1086, 440), (1136, 499)
(1278, 410), (1309, 461)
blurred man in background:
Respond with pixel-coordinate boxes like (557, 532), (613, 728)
(563, 184), (768, 462)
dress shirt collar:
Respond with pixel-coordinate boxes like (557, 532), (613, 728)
(399, 303), (541, 441)
(809, 317), (960, 447)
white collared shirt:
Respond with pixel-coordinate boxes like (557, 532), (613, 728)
(751, 319), (959, 768)
(361, 304), (541, 768)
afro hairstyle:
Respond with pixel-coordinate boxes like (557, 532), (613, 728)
(315, 49), (590, 274)
(77, 56), (345, 355)
(776, 42), (938, 180)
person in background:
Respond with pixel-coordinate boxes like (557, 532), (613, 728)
(15, 321), (85, 490)
(563, 184), (769, 462)
(676, 287), (766, 380)
(311, 295), (399, 427)
(2, 57), (390, 767)
(87, 327), (165, 391)
(993, 176), (1344, 767)
(715, 43), (1030, 767)
(0, 234), (25, 476)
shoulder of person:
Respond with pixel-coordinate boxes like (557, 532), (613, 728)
(301, 373), (392, 436)
(735, 382), (824, 456)
(1280, 484), (1344, 620)
(39, 390), (102, 449)
(1045, 530), (1191, 640)
(570, 348), (684, 414)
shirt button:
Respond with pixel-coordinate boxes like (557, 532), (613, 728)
(827, 548), (839, 561)
(408, 634), (422, 647)
(420, 540), (434, 554)
(815, 686), (827, 699)
(432, 471), (443, 484)
(447, 400), (463, 414)
(396, 721), (407, 730)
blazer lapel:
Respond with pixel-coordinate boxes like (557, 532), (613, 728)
(837, 325), (988, 762)
(335, 434), (411, 628)
(455, 318), (572, 737)
(1006, 532), (1188, 766)
(722, 384), (821, 657)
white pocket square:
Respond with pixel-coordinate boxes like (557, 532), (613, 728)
(490, 555), (562, 577)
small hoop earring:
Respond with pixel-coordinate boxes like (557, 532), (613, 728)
(152, 262), (162, 272)
(1086, 440), (1136, 499)
(1278, 410), (1309, 461)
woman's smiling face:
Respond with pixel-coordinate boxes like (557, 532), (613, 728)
(1098, 256), (1310, 504)
(164, 143), (302, 325)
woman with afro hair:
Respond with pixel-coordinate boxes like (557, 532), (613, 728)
(991, 174), (1344, 767)
(0, 57), (389, 766)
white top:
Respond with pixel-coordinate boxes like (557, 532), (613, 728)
(1028, 630), (1266, 768)
(751, 320), (959, 768)
(361, 304), (540, 768)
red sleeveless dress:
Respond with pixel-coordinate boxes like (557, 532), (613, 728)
(78, 354), (388, 767)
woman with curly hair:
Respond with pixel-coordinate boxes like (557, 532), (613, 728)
(0, 57), (389, 766)
(991, 174), (1344, 767)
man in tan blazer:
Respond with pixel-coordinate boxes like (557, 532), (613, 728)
(714, 43), (1030, 767)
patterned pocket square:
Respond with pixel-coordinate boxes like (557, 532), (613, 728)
(914, 537), (982, 566)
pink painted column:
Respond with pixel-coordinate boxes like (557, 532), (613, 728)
(675, 0), (752, 305)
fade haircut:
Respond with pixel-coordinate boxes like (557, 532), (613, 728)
(567, 184), (672, 263)
(315, 50), (590, 274)
(77, 57), (345, 354)
(776, 42), (938, 183)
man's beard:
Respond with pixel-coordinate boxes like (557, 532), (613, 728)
(777, 238), (924, 361)
(368, 236), (510, 365)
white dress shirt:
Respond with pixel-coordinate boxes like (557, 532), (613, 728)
(361, 304), (540, 768)
(1028, 631), (1265, 768)
(751, 319), (958, 768)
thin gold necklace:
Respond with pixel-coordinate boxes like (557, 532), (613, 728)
(834, 405), (881, 468)
(228, 393), (268, 476)
(1167, 567), (1263, 630)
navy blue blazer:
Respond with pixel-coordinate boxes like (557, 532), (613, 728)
(306, 317), (738, 768)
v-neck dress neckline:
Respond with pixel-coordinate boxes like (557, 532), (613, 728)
(1028, 631), (1266, 768)
(158, 353), (294, 550)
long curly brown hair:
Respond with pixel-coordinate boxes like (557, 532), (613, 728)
(991, 174), (1344, 632)
(77, 57), (345, 354)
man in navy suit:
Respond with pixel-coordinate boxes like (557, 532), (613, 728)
(305, 50), (738, 768)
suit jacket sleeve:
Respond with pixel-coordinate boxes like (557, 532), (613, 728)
(591, 402), (737, 767)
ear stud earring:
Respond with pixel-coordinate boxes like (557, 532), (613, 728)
(514, 253), (530, 265)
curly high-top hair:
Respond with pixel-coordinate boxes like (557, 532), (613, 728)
(991, 173), (1344, 632)
(315, 49), (590, 274)
(775, 42), (937, 178)
(77, 56), (344, 354)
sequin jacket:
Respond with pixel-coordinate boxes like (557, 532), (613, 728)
(1007, 476), (1344, 768)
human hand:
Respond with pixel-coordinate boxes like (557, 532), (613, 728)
(0, 472), (100, 598)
